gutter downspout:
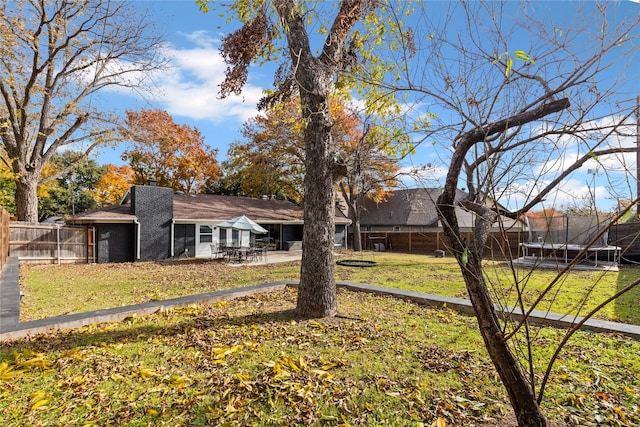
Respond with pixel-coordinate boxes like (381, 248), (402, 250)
(170, 219), (175, 258)
(133, 219), (141, 260)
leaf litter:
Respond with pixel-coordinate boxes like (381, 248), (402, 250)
(0, 288), (638, 426)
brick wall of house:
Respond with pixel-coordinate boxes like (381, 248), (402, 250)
(131, 185), (173, 261)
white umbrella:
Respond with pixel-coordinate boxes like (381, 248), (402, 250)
(217, 215), (268, 247)
(216, 215), (268, 234)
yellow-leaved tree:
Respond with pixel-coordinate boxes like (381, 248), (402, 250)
(91, 165), (135, 207)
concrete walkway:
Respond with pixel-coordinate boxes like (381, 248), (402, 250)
(0, 257), (20, 333)
(2, 256), (639, 342)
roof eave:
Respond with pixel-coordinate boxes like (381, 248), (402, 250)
(67, 217), (137, 224)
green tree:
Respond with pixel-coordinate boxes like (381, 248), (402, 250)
(38, 152), (106, 220)
(0, 0), (167, 222)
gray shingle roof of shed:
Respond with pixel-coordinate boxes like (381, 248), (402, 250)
(360, 188), (467, 226)
(68, 204), (137, 221)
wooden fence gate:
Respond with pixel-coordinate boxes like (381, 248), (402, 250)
(9, 222), (95, 264)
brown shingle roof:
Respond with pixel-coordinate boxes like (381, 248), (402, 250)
(172, 193), (304, 222)
(68, 191), (349, 225)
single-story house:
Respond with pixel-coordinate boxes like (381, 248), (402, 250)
(359, 188), (523, 232)
(67, 184), (350, 263)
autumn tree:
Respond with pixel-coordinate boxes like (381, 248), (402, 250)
(223, 97), (306, 203)
(0, 0), (167, 222)
(222, 91), (401, 220)
(336, 112), (402, 251)
(90, 164), (135, 207)
(202, 0), (385, 317)
(121, 109), (221, 194)
(363, 2), (640, 425)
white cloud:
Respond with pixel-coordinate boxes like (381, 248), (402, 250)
(496, 178), (591, 210)
(153, 36), (265, 124)
(517, 115), (637, 197)
(104, 31), (266, 127)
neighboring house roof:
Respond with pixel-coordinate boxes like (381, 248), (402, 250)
(68, 190), (349, 225)
(360, 188), (468, 227)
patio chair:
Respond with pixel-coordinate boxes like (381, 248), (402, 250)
(248, 247), (260, 263)
(210, 244), (224, 260)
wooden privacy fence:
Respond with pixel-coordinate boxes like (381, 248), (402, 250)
(9, 222), (95, 264)
(0, 207), (9, 271)
(357, 230), (524, 259)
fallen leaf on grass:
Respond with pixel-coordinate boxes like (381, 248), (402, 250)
(0, 361), (21, 381)
(29, 390), (50, 412)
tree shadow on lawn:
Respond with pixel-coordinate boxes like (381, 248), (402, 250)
(0, 305), (313, 357)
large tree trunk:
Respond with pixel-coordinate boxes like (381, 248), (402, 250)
(296, 93), (337, 317)
(15, 170), (40, 222)
(274, 0), (365, 318)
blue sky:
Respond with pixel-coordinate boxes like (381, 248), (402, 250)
(93, 1), (640, 213)
(95, 0), (268, 166)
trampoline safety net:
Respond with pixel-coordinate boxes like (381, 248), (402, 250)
(525, 214), (611, 247)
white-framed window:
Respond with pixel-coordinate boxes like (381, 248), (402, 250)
(393, 226), (401, 232)
(200, 225), (213, 243)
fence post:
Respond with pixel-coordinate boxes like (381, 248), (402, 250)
(56, 224), (61, 265)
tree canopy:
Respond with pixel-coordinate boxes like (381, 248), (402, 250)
(223, 97), (306, 203)
(121, 109), (221, 194)
(222, 92), (400, 217)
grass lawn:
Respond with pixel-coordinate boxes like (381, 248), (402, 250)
(19, 252), (640, 325)
(1, 288), (639, 426)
